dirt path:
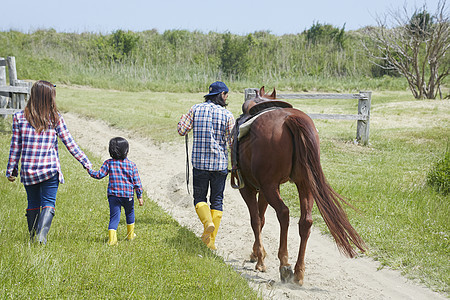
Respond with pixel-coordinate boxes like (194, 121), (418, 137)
(64, 112), (445, 300)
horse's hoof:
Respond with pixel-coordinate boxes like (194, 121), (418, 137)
(294, 271), (305, 286)
(256, 264), (267, 272)
(280, 265), (294, 283)
(293, 278), (304, 286)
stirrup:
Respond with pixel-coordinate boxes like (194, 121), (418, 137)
(231, 168), (245, 189)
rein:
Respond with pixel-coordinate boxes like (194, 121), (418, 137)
(185, 134), (190, 194)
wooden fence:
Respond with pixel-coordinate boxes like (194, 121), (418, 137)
(0, 56), (32, 117)
(244, 89), (372, 145)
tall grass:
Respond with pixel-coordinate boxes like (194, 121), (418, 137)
(0, 125), (260, 299)
(0, 29), (415, 93)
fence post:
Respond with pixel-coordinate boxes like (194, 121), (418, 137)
(244, 88), (257, 101)
(15, 80), (32, 108)
(0, 57), (8, 119)
(7, 56), (19, 109)
(356, 91), (371, 145)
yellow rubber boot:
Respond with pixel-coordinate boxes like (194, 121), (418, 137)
(126, 223), (136, 240)
(208, 209), (223, 250)
(108, 229), (118, 246)
(195, 202), (215, 245)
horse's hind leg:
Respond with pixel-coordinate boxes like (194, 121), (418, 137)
(260, 185), (293, 283)
(250, 193), (268, 262)
(240, 186), (267, 272)
(294, 189), (314, 285)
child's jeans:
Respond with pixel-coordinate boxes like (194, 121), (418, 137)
(108, 195), (135, 230)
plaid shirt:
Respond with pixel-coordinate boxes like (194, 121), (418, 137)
(177, 101), (235, 171)
(88, 158), (143, 199)
(6, 111), (92, 185)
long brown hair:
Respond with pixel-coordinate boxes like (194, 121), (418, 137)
(24, 80), (59, 133)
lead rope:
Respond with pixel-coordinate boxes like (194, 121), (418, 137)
(185, 134), (190, 194)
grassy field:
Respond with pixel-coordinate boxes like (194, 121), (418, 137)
(1, 86), (449, 297)
(0, 119), (259, 298)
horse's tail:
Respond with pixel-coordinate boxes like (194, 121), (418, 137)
(285, 114), (367, 258)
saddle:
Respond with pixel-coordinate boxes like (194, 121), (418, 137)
(230, 91), (292, 189)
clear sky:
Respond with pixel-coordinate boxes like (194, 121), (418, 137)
(1, 0), (444, 35)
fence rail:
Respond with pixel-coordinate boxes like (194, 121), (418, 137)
(244, 89), (372, 145)
(0, 56), (32, 117)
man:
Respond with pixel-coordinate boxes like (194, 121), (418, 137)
(177, 81), (235, 250)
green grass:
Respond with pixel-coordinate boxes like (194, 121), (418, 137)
(0, 124), (259, 299)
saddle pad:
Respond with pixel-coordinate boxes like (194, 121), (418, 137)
(238, 109), (275, 140)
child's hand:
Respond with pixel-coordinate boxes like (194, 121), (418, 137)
(138, 198), (144, 206)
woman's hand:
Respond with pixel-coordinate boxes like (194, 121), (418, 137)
(138, 198), (144, 206)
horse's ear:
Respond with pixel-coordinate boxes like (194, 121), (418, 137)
(260, 86), (265, 97)
(270, 88), (276, 99)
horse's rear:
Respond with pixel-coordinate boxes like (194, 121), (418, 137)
(235, 87), (366, 285)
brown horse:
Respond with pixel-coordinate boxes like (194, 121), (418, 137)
(232, 87), (367, 285)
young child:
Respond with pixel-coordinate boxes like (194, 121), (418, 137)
(88, 137), (144, 245)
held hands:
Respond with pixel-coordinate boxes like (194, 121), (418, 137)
(138, 198), (144, 206)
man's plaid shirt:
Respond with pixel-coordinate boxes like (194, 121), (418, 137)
(88, 158), (143, 199)
(177, 101), (235, 171)
(6, 111), (92, 185)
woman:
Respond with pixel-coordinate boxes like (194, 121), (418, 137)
(6, 80), (92, 244)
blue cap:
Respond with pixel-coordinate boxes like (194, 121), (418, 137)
(204, 81), (229, 97)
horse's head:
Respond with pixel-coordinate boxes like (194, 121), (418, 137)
(242, 86), (277, 115)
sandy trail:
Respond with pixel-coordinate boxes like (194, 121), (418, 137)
(64, 112), (445, 300)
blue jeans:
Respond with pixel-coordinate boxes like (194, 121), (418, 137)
(193, 168), (228, 211)
(108, 195), (135, 230)
(24, 174), (59, 210)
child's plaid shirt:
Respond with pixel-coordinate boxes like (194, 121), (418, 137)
(177, 101), (235, 171)
(88, 158), (143, 199)
(6, 111), (92, 185)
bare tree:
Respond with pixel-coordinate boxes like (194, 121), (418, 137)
(362, 0), (449, 99)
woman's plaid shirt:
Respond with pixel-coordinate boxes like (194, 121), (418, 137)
(88, 158), (143, 199)
(6, 111), (92, 185)
(177, 101), (235, 171)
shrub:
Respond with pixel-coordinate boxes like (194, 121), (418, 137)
(304, 22), (346, 49)
(96, 30), (140, 62)
(219, 32), (252, 77)
(427, 146), (449, 195)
